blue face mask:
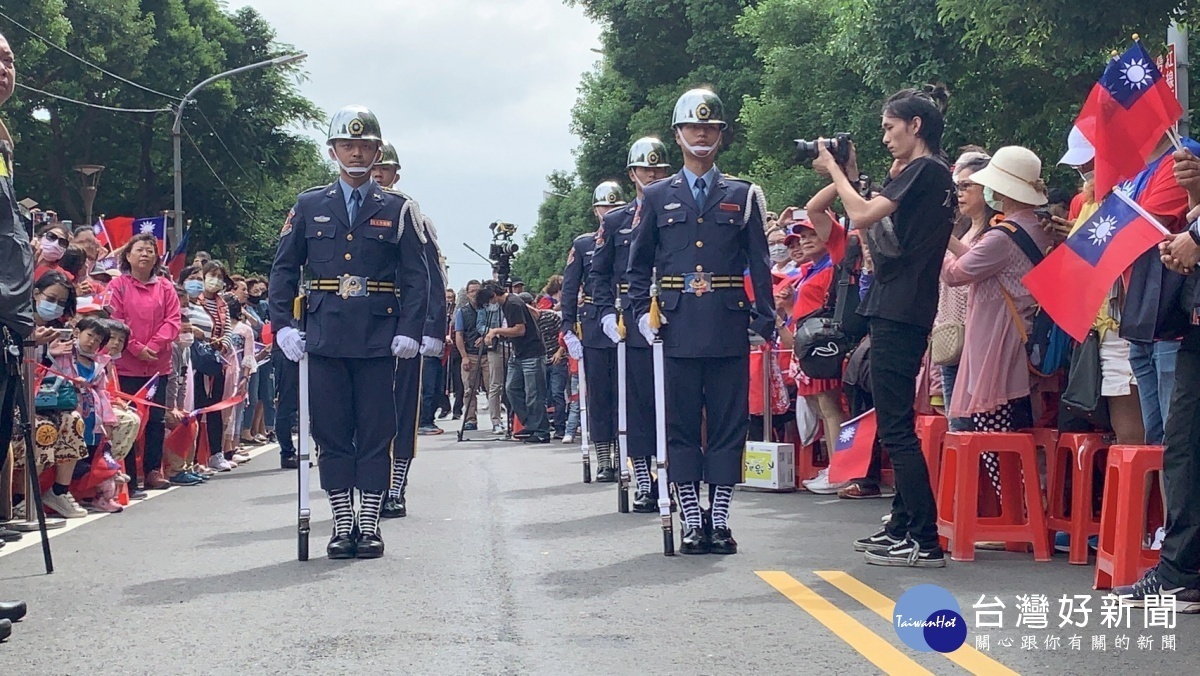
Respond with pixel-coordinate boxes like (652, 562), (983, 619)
(36, 299), (64, 322)
(184, 280), (205, 297)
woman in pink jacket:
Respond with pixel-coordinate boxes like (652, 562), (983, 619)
(105, 233), (182, 492)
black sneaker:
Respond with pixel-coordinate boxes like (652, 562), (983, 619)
(864, 537), (946, 568)
(1113, 567), (1200, 613)
(853, 528), (905, 553)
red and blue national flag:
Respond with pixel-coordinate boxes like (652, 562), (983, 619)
(1076, 41), (1183, 196)
(827, 409), (876, 484)
(132, 216), (168, 256)
(1023, 190), (1169, 342)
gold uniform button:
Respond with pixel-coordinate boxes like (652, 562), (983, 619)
(696, 241), (704, 248)
(696, 265), (703, 272)
(347, 234), (354, 241)
(739, 301), (745, 307)
(697, 217), (704, 224)
(344, 253), (352, 261)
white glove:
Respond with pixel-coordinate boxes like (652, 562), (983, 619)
(277, 327), (306, 363)
(391, 335), (420, 359)
(600, 314), (622, 344)
(420, 336), (444, 357)
(637, 314), (657, 345)
(562, 331), (584, 361)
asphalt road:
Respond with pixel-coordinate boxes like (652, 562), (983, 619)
(1, 414), (1197, 675)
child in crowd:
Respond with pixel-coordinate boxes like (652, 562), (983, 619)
(163, 310), (209, 485)
(100, 320), (142, 469)
(224, 299), (256, 460)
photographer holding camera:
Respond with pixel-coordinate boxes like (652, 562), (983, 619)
(476, 281), (550, 443)
(809, 85), (955, 568)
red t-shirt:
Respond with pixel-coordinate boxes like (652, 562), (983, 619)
(788, 221), (847, 321)
(1068, 191), (1086, 222)
(1135, 153), (1191, 233)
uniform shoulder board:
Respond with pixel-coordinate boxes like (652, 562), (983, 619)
(574, 231), (596, 243)
(299, 184), (326, 195)
(382, 186), (414, 200)
(722, 174), (751, 185)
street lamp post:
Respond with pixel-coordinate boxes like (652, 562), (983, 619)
(74, 164), (105, 227)
(171, 53), (308, 246)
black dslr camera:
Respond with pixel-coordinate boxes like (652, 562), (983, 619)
(488, 221), (519, 288)
(794, 133), (853, 165)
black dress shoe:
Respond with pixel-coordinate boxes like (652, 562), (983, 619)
(680, 527), (711, 555)
(1, 618), (11, 642)
(632, 491), (656, 513)
(710, 527), (738, 554)
(381, 495), (407, 519)
(0, 527), (22, 542)
(596, 467), (617, 483)
(327, 533), (357, 560)
(356, 532), (385, 559)
(280, 455), (299, 470)
(522, 433), (551, 444)
(0, 600), (28, 622)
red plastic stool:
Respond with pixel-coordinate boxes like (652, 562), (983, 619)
(1045, 433), (1107, 565)
(916, 415), (949, 492)
(936, 432), (1052, 562)
(117, 481), (130, 506)
(1094, 445), (1164, 590)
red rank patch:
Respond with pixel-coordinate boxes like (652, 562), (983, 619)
(719, 203), (741, 212)
(369, 218), (392, 227)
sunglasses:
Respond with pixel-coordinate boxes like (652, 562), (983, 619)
(42, 233), (69, 246)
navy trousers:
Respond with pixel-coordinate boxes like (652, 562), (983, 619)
(309, 355), (396, 492)
(664, 354), (748, 485)
(583, 346), (617, 444)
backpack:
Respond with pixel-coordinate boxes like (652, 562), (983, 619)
(991, 220), (1071, 376)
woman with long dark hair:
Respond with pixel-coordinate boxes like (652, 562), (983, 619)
(811, 85), (956, 568)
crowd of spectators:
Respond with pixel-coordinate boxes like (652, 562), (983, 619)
(1, 217), (279, 529)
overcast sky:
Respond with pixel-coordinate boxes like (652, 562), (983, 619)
(239, 0), (601, 288)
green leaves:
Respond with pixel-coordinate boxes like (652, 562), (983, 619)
(3, 0), (326, 273)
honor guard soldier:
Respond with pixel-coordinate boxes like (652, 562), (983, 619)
(370, 139), (447, 520)
(561, 181), (626, 482)
(590, 138), (672, 511)
(270, 107), (430, 560)
(627, 89), (775, 554)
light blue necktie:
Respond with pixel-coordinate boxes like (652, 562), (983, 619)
(349, 189), (362, 225)
(693, 176), (707, 210)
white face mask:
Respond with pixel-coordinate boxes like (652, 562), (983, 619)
(769, 244), (790, 263)
(328, 147), (376, 178)
(179, 334), (195, 347)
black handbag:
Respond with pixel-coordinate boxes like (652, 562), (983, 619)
(794, 316), (849, 380)
(1061, 329), (1110, 427)
(190, 340), (224, 377)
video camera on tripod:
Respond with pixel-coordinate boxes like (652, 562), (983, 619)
(488, 221), (519, 288)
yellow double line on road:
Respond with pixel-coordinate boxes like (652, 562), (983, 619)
(757, 570), (1019, 675)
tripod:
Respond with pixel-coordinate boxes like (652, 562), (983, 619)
(3, 335), (57, 573)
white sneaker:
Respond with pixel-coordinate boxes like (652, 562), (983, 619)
(802, 468), (849, 495)
(1151, 526), (1166, 551)
(231, 452), (251, 464)
(492, 423), (503, 434)
(562, 434), (575, 445)
(41, 489), (87, 518)
(208, 453), (234, 472)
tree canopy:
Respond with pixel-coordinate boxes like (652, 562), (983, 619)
(2, 0), (330, 274)
(513, 0), (1194, 288)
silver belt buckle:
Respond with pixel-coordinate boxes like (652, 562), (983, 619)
(337, 274), (369, 299)
(682, 272), (713, 297)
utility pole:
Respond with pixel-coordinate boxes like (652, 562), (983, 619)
(172, 53), (307, 247)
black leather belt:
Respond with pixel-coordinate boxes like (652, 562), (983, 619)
(308, 275), (398, 299)
(659, 273), (742, 295)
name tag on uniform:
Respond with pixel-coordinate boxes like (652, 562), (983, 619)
(369, 218), (393, 227)
(719, 203), (741, 212)
(313, 215), (331, 223)
(664, 203), (682, 211)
